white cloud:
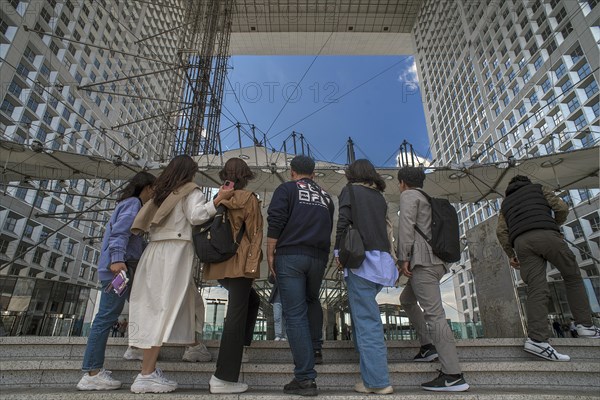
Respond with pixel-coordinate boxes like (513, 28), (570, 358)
(398, 58), (419, 84)
(396, 154), (431, 167)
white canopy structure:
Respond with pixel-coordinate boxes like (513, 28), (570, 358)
(2, 139), (598, 203)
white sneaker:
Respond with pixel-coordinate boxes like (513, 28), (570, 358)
(274, 337), (282, 341)
(354, 381), (394, 394)
(576, 324), (600, 338)
(524, 338), (570, 361)
(130, 368), (177, 393)
(77, 369), (121, 391)
(123, 347), (144, 361)
(209, 375), (248, 394)
(241, 346), (250, 363)
(182, 343), (212, 362)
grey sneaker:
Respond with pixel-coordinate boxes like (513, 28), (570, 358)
(283, 378), (318, 396)
(77, 369), (121, 391)
(413, 345), (438, 362)
(421, 371), (469, 392)
(182, 343), (212, 362)
(123, 347), (143, 361)
(130, 368), (177, 393)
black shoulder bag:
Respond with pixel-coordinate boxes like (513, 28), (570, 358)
(339, 184), (366, 269)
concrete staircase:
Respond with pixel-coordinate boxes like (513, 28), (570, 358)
(1, 337), (599, 399)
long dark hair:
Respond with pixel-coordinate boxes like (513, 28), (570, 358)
(153, 155), (198, 206)
(117, 171), (156, 202)
(345, 159), (386, 192)
(218, 158), (255, 190)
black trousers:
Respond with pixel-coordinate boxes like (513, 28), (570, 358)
(215, 277), (260, 382)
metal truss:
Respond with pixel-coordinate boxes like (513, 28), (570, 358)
(160, 0), (234, 158)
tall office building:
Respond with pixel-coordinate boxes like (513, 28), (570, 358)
(412, 0), (599, 324)
(0, 0), (184, 335)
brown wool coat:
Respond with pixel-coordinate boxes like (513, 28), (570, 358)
(203, 190), (263, 280)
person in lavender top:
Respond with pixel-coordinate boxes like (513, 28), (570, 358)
(77, 171), (155, 391)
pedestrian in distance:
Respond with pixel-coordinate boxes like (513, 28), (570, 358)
(269, 272), (287, 341)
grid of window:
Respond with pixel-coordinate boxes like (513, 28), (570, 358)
(415, 0), (600, 321)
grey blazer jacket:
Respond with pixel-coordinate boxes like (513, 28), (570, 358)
(397, 189), (445, 267)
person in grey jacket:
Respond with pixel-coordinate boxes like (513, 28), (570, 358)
(397, 166), (469, 392)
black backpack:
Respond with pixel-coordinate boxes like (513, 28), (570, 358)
(192, 204), (245, 263)
(414, 189), (461, 263)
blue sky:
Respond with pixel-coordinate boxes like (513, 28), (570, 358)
(220, 55), (430, 167)
(216, 56), (461, 318)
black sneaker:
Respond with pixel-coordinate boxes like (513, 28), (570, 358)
(283, 378), (318, 396)
(314, 350), (323, 365)
(421, 371), (469, 392)
(413, 345), (438, 362)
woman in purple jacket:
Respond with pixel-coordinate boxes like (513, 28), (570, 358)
(77, 172), (155, 391)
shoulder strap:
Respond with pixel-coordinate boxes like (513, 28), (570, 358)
(412, 189), (431, 244)
(221, 206), (246, 245)
(234, 222), (246, 245)
(347, 183), (360, 230)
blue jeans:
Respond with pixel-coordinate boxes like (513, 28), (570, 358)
(345, 271), (390, 388)
(82, 280), (128, 371)
(276, 254), (326, 381)
(273, 291), (286, 339)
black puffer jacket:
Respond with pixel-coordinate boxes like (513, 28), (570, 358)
(500, 181), (559, 245)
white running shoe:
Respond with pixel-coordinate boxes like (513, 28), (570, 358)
(182, 343), (212, 362)
(209, 375), (248, 394)
(524, 338), (570, 361)
(123, 347), (144, 361)
(576, 324), (600, 338)
(274, 337), (282, 341)
(76, 369), (121, 391)
(130, 368), (177, 394)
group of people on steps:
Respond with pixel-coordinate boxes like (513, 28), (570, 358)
(77, 154), (600, 395)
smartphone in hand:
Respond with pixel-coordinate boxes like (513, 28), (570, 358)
(223, 180), (235, 190)
(105, 270), (130, 297)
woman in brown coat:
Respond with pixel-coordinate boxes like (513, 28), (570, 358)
(203, 158), (263, 394)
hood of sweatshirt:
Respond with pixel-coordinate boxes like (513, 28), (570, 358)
(219, 190), (256, 210)
(505, 180), (531, 197)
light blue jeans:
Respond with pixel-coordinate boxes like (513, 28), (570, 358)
(276, 254), (326, 381)
(345, 270), (390, 389)
(273, 291), (286, 339)
(82, 280), (128, 371)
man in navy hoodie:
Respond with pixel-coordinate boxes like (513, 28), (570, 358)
(267, 155), (334, 396)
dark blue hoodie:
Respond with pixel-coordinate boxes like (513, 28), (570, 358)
(267, 178), (334, 261)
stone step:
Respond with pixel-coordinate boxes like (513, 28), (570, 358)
(1, 387), (600, 400)
(2, 337), (599, 362)
(1, 338), (599, 391)
(2, 359), (599, 390)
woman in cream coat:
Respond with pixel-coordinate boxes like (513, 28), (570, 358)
(128, 155), (233, 394)
(203, 158), (263, 394)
